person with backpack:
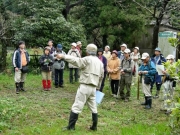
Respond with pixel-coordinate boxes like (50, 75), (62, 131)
(117, 43), (127, 61)
(107, 50), (120, 97)
(39, 47), (54, 91)
(12, 41), (30, 94)
(53, 44), (66, 88)
(151, 48), (166, 98)
(119, 48), (134, 102)
(67, 43), (81, 83)
(138, 53), (156, 109)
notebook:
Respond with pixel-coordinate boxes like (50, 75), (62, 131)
(96, 91), (105, 105)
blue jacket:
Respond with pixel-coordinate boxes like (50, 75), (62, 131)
(138, 60), (156, 81)
(151, 54), (166, 83)
(12, 49), (30, 69)
(117, 51), (124, 60)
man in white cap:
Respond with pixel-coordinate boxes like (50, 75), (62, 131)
(67, 43), (81, 83)
(119, 48), (134, 102)
(139, 53), (156, 109)
(76, 41), (82, 56)
(57, 44), (104, 131)
(118, 43), (127, 61)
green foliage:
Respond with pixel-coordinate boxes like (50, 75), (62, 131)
(10, 0), (87, 52)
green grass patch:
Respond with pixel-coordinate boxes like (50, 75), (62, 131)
(0, 71), (171, 135)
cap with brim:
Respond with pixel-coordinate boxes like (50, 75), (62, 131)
(155, 47), (161, 52)
(141, 53), (149, 59)
(166, 54), (174, 59)
(77, 41), (82, 45)
(112, 50), (118, 56)
(71, 43), (77, 47)
(105, 45), (110, 49)
(45, 46), (51, 51)
(134, 47), (139, 50)
(121, 43), (127, 48)
(57, 44), (63, 49)
(97, 48), (103, 52)
(124, 48), (131, 53)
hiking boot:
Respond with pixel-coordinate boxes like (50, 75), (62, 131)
(153, 91), (159, 98)
(15, 83), (20, 94)
(20, 82), (26, 91)
(59, 85), (64, 88)
(55, 85), (58, 88)
(144, 97), (152, 109)
(124, 98), (129, 102)
(141, 96), (147, 105)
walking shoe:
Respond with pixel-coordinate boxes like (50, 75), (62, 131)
(153, 94), (159, 98)
(55, 85), (58, 88)
(59, 85), (64, 88)
(113, 94), (117, 98)
(124, 98), (129, 102)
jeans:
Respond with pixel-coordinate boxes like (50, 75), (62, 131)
(54, 69), (64, 86)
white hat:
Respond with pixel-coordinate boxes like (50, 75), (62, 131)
(76, 41), (82, 45)
(134, 47), (139, 50)
(121, 43), (127, 48)
(141, 53), (149, 59)
(124, 48), (131, 53)
(166, 54), (175, 60)
(105, 45), (110, 49)
(71, 42), (77, 47)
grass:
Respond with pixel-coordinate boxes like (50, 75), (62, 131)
(0, 71), (171, 135)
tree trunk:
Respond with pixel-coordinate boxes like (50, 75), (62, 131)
(152, 24), (159, 50)
(102, 35), (108, 48)
(0, 40), (7, 72)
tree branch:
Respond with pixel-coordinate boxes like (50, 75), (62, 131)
(69, 0), (84, 8)
(132, 0), (154, 15)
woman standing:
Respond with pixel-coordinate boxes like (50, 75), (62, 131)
(107, 50), (120, 97)
(97, 48), (107, 92)
(130, 47), (141, 85)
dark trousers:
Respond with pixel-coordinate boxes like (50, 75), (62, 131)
(55, 69), (64, 86)
(99, 72), (107, 92)
(111, 80), (119, 95)
(69, 68), (78, 83)
(119, 76), (132, 99)
(151, 82), (162, 91)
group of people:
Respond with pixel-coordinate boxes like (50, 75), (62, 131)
(12, 40), (176, 131)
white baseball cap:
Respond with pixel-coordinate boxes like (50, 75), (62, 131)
(166, 54), (175, 60)
(141, 53), (149, 59)
(105, 45), (110, 49)
(124, 48), (131, 53)
(76, 41), (82, 45)
(71, 42), (77, 47)
(134, 47), (139, 50)
(121, 43), (127, 48)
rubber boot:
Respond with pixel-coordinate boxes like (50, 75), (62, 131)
(42, 80), (47, 90)
(144, 97), (152, 109)
(154, 91), (159, 98)
(20, 82), (26, 91)
(141, 96), (147, 105)
(90, 113), (98, 131)
(47, 80), (51, 90)
(65, 111), (79, 130)
(15, 83), (20, 94)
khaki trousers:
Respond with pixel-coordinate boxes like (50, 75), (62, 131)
(72, 84), (97, 114)
(14, 70), (27, 83)
(142, 77), (152, 97)
(42, 71), (52, 80)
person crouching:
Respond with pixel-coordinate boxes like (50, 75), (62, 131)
(39, 47), (54, 91)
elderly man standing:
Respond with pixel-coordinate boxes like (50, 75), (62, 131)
(117, 43), (127, 61)
(139, 53), (156, 109)
(57, 44), (104, 131)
